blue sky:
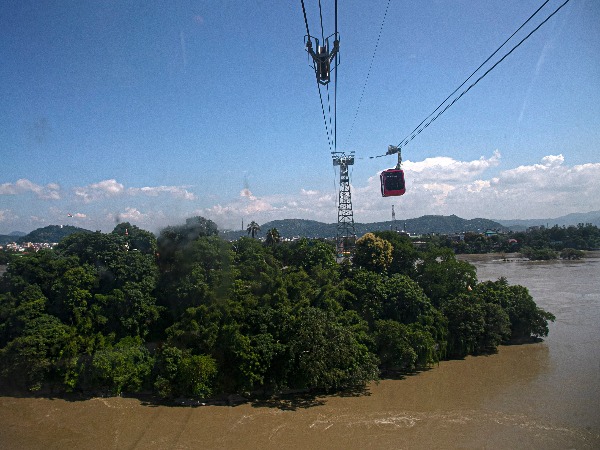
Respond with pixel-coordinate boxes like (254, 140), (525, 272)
(1, 0), (599, 234)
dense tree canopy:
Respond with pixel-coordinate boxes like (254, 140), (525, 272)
(0, 218), (555, 399)
(434, 223), (600, 255)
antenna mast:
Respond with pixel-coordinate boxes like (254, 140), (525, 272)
(332, 151), (356, 257)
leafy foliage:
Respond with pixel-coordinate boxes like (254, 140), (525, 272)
(353, 233), (393, 273)
(0, 217), (556, 399)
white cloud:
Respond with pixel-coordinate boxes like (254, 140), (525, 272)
(199, 187), (337, 229)
(118, 207), (147, 221)
(75, 179), (124, 203)
(403, 150), (501, 181)
(74, 179), (197, 203)
(132, 186), (196, 200)
(363, 153), (600, 220)
(4, 152), (600, 234)
(300, 152), (600, 223)
(0, 179), (61, 200)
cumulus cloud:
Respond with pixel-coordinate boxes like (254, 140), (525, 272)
(117, 207), (147, 221)
(75, 179), (124, 203)
(5, 153), (599, 234)
(0, 179), (61, 200)
(239, 188), (274, 214)
(354, 152), (600, 221)
(74, 180), (197, 203)
(132, 186), (196, 200)
(403, 150), (501, 181)
(200, 187), (337, 229)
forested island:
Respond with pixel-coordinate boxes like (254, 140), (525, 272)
(0, 217), (555, 401)
(430, 223), (600, 257)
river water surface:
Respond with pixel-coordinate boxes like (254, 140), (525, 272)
(0, 253), (598, 449)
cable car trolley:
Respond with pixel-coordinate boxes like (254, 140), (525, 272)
(380, 145), (406, 197)
(305, 33), (339, 85)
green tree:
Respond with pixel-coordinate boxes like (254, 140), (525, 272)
(374, 320), (417, 370)
(560, 248), (585, 260)
(415, 247), (477, 307)
(353, 233), (393, 273)
(474, 279), (555, 340)
(381, 274), (432, 324)
(520, 246), (558, 260)
(246, 221), (261, 239)
(275, 238), (337, 276)
(374, 231), (419, 277)
(265, 228), (281, 246)
(288, 307), (379, 391)
(112, 222), (158, 254)
(0, 314), (71, 391)
(90, 336), (153, 395)
(153, 345), (217, 399)
(441, 295), (486, 357)
(341, 269), (386, 326)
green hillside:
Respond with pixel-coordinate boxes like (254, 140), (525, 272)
(16, 225), (93, 244)
(220, 215), (506, 240)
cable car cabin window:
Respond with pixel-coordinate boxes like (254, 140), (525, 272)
(380, 169), (406, 197)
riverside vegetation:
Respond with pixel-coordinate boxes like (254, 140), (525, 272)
(433, 223), (600, 257)
(0, 217), (555, 400)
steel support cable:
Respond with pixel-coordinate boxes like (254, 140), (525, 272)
(345, 0), (392, 148)
(302, 0), (334, 151)
(300, 0), (311, 37)
(334, 0), (338, 150)
(317, 81), (334, 151)
(318, 0), (335, 150)
(335, 0), (338, 35)
(326, 82), (335, 148)
(371, 0), (570, 159)
(392, 0), (552, 155)
(334, 51), (338, 150)
(318, 0), (325, 41)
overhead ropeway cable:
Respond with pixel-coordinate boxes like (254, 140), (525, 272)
(301, 0), (339, 151)
(371, 0), (572, 160)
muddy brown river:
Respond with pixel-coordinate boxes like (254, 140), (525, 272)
(1, 253), (599, 449)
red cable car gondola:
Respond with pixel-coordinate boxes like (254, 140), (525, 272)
(380, 145), (406, 197)
(380, 168), (406, 197)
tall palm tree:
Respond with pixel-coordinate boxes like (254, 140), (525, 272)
(265, 228), (281, 246)
(246, 221), (261, 239)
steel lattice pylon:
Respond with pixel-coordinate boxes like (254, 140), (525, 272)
(332, 152), (356, 257)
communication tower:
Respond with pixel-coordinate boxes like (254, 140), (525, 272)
(332, 151), (356, 257)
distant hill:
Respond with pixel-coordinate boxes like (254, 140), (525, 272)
(356, 215), (506, 236)
(0, 236), (15, 245)
(0, 231), (26, 245)
(496, 210), (600, 230)
(220, 219), (335, 240)
(16, 225), (94, 244)
(220, 215), (506, 240)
